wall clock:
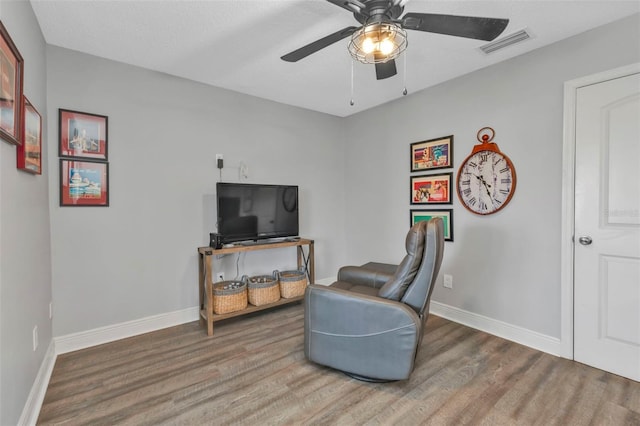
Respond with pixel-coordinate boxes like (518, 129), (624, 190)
(456, 127), (516, 215)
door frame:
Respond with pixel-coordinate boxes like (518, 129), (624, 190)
(560, 62), (640, 359)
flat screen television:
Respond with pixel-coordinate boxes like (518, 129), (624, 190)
(216, 182), (299, 244)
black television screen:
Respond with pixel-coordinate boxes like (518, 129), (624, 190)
(216, 182), (299, 244)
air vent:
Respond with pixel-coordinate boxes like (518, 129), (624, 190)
(480, 29), (532, 54)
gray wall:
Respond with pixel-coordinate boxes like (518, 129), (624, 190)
(46, 46), (347, 336)
(343, 14), (640, 338)
(0, 6), (637, 421)
(0, 0), (51, 424)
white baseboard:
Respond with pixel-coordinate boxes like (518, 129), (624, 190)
(52, 280), (341, 355)
(312, 280), (563, 356)
(21, 298), (565, 425)
(18, 342), (56, 426)
(314, 276), (335, 286)
(309, 285), (564, 355)
(280, 279), (564, 356)
(429, 301), (564, 357)
(54, 306), (200, 355)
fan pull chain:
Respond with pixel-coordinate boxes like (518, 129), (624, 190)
(350, 60), (355, 106)
(402, 51), (408, 96)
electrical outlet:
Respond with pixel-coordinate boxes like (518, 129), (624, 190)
(443, 274), (453, 289)
(49, 302), (53, 319)
(215, 154), (223, 161)
(217, 272), (225, 282)
(32, 326), (39, 351)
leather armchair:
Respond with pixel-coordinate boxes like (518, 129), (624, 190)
(303, 218), (445, 381)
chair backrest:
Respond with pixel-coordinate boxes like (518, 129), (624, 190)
(401, 217), (444, 316)
(377, 218), (445, 316)
(378, 220), (428, 301)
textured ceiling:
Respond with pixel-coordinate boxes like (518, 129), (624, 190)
(30, 0), (640, 117)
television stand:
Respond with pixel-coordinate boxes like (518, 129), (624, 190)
(197, 238), (314, 336)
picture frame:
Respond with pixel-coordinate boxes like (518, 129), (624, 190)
(17, 96), (42, 174)
(410, 209), (454, 242)
(0, 21), (24, 146)
(60, 159), (109, 207)
(410, 135), (453, 172)
(411, 172), (452, 205)
(59, 109), (108, 160)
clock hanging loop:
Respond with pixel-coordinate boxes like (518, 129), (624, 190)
(471, 126), (502, 154)
(477, 126), (494, 143)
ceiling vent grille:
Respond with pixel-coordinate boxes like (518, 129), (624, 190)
(480, 29), (532, 54)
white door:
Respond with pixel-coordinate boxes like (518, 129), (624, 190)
(574, 72), (640, 381)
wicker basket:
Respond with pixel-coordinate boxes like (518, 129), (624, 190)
(247, 273), (280, 306)
(213, 280), (247, 314)
(277, 269), (307, 298)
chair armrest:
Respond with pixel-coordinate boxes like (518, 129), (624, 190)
(304, 284), (421, 380)
(337, 264), (396, 289)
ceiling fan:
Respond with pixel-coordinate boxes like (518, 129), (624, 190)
(281, 0), (509, 80)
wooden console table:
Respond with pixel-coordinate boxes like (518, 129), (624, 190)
(198, 238), (314, 336)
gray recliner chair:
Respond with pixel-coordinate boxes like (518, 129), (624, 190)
(303, 218), (445, 381)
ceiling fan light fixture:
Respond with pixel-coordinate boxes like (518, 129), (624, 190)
(379, 38), (395, 55)
(348, 21), (407, 64)
(361, 37), (375, 53)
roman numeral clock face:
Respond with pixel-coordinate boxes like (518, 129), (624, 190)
(457, 150), (516, 215)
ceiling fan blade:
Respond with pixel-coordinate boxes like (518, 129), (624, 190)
(281, 26), (358, 62)
(375, 59), (397, 80)
(401, 13), (509, 41)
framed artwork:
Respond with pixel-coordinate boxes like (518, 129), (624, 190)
(59, 109), (108, 160)
(410, 209), (454, 242)
(411, 172), (452, 205)
(17, 96), (42, 174)
(410, 135), (453, 172)
(0, 21), (24, 146)
(60, 159), (109, 207)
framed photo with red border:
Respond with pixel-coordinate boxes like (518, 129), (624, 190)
(59, 108), (108, 160)
(410, 172), (452, 205)
(17, 96), (42, 174)
(0, 21), (24, 146)
(60, 159), (109, 207)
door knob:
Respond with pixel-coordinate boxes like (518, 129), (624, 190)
(578, 236), (593, 245)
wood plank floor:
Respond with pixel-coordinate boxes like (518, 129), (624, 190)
(38, 304), (640, 425)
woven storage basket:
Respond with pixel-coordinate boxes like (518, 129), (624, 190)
(277, 269), (307, 298)
(247, 273), (280, 306)
(213, 280), (247, 314)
